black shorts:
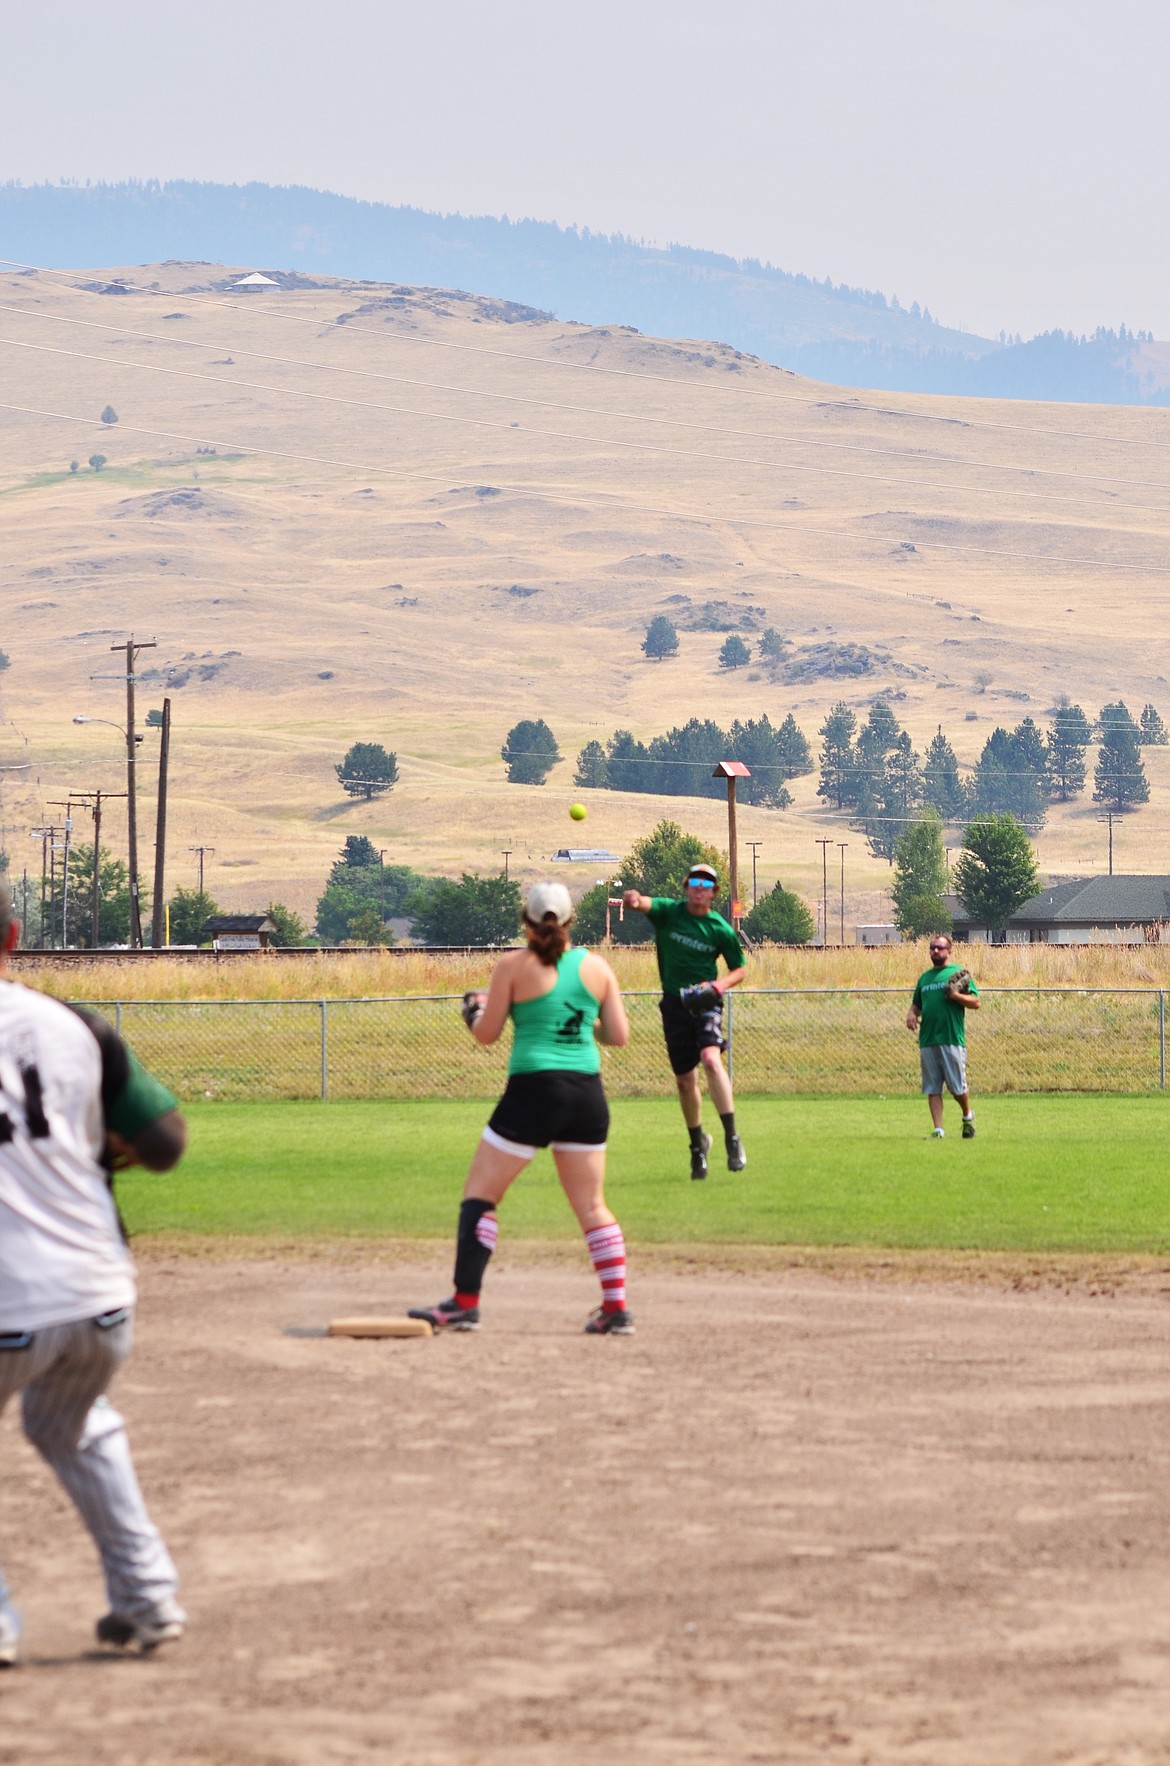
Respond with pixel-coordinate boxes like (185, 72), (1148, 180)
(485, 1071), (610, 1155)
(659, 991), (725, 1076)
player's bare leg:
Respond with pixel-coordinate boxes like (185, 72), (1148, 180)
(699, 1046), (746, 1172)
(554, 1148), (633, 1334)
(928, 1093), (945, 1134)
(409, 1137), (529, 1330)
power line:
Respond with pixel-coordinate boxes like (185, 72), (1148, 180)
(10, 330), (1170, 517)
(3, 398), (1167, 574)
(5, 299), (1170, 499)
(5, 255), (1169, 453)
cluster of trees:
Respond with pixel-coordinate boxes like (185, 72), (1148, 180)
(313, 836), (522, 946)
(819, 697), (1163, 859)
(573, 715), (812, 808)
(891, 810), (1040, 943)
(641, 617), (789, 675)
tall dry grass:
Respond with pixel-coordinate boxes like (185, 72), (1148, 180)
(11, 940), (1170, 1002)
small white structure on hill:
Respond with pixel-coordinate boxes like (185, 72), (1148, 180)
(232, 272), (280, 292)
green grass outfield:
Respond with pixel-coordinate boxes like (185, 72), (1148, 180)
(118, 1095), (1170, 1254)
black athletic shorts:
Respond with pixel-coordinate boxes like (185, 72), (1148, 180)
(484, 1071), (610, 1155)
(659, 991), (725, 1076)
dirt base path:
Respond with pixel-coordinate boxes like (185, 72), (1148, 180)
(6, 1249), (1170, 1764)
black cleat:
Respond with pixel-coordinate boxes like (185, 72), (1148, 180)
(408, 1297), (480, 1331)
(726, 1134), (747, 1172)
(96, 1608), (185, 1653)
(961, 1117), (976, 1139)
(690, 1132), (713, 1181)
(584, 1306), (635, 1335)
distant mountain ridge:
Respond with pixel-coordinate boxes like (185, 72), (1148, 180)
(2, 179), (1166, 405)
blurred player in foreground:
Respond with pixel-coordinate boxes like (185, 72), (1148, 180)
(410, 881), (633, 1334)
(623, 864), (747, 1180)
(0, 879), (188, 1665)
(906, 932), (980, 1138)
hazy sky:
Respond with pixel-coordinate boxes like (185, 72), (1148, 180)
(3, 0), (1168, 340)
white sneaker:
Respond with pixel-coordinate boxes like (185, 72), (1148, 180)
(96, 1602), (186, 1653)
(0, 1602), (21, 1668)
(930, 1127), (945, 1139)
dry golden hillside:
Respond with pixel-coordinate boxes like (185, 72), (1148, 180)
(1, 260), (1169, 928)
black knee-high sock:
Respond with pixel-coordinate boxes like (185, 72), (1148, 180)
(720, 1110), (737, 1143)
(454, 1198), (498, 1298)
(688, 1123), (706, 1150)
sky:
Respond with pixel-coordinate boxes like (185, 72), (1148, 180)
(3, 0), (1169, 341)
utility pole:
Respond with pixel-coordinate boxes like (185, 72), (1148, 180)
(746, 840), (763, 907)
(109, 636), (156, 948)
(1097, 811), (1116, 875)
(837, 843), (848, 946)
(150, 697), (171, 948)
(815, 839), (831, 947)
(188, 845), (215, 895)
(501, 850), (512, 879)
(378, 849), (387, 925)
(712, 762), (751, 927)
(47, 804), (76, 947)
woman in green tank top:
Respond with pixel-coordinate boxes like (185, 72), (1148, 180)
(409, 881), (634, 1336)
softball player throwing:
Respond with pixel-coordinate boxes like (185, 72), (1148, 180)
(0, 880), (188, 1664)
(410, 880), (633, 1333)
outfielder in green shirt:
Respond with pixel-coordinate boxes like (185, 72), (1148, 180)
(623, 864), (747, 1181)
(906, 932), (980, 1140)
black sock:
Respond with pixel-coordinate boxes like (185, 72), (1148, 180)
(720, 1110), (737, 1143)
(688, 1124), (706, 1150)
(453, 1199), (497, 1297)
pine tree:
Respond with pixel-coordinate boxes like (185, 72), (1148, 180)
(817, 702), (857, 810)
(718, 635), (751, 670)
(501, 718), (561, 784)
(574, 739), (609, 788)
(852, 700), (902, 817)
(1046, 699), (1091, 801)
(922, 728), (968, 821)
(641, 615), (679, 661)
(605, 729), (653, 793)
(1094, 716), (1150, 810)
(777, 712), (814, 777)
(968, 727), (1046, 831)
(1139, 703), (1169, 746)
(866, 731), (923, 861)
(335, 741), (399, 800)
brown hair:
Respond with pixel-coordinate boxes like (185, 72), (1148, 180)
(523, 912), (570, 967)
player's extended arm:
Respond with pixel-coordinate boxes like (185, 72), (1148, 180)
(583, 953), (630, 1047)
(468, 957), (517, 1045)
(106, 1109), (187, 1173)
(717, 965), (746, 994)
(622, 889), (653, 914)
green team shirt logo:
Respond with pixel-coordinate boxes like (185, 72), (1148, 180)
(647, 898), (745, 995)
(912, 963), (978, 1048)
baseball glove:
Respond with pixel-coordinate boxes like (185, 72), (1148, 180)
(460, 990), (487, 1029)
(679, 982), (721, 1015)
(946, 968), (973, 996)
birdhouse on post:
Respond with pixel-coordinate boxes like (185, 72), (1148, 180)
(712, 761), (751, 927)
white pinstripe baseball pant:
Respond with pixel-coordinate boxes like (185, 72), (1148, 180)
(0, 1311), (182, 1623)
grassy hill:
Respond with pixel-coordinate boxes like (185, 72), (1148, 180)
(1, 260), (1168, 930)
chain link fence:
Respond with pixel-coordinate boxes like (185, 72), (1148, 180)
(81, 988), (1169, 1102)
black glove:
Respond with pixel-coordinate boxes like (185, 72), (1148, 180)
(679, 982), (721, 1015)
(461, 990), (486, 1029)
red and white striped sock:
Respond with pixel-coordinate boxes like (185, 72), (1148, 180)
(585, 1221), (627, 1313)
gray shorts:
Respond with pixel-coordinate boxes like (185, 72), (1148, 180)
(920, 1044), (968, 1096)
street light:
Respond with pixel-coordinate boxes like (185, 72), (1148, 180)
(74, 714), (146, 946)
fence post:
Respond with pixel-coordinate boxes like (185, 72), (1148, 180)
(725, 988), (733, 1084)
(320, 1000), (328, 1101)
(115, 1001), (122, 1036)
(1160, 992), (1166, 1092)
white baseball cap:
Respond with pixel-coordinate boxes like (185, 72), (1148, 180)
(525, 880), (574, 925)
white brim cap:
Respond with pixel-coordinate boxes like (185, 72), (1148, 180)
(526, 880), (574, 925)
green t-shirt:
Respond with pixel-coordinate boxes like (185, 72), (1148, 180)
(912, 963), (979, 1048)
(646, 898), (745, 996)
(508, 947), (603, 1076)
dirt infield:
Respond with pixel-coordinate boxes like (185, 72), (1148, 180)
(7, 1250), (1170, 1764)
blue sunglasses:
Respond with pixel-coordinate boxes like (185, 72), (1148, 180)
(686, 876), (717, 890)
